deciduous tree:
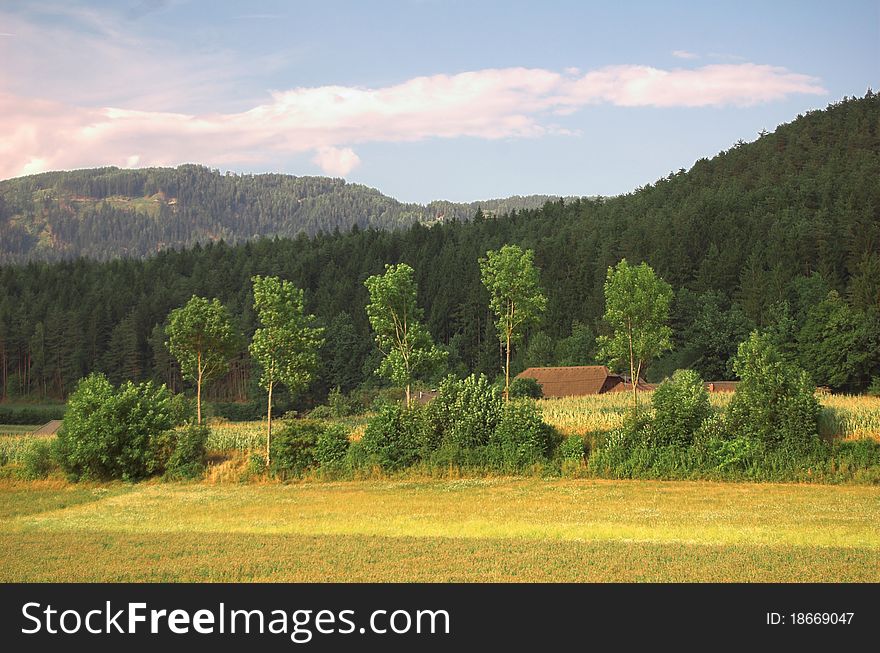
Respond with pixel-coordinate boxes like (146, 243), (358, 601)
(597, 259), (673, 408)
(165, 296), (238, 424)
(480, 245), (546, 400)
(364, 263), (445, 406)
(250, 276), (324, 465)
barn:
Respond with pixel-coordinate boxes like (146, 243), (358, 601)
(515, 365), (630, 398)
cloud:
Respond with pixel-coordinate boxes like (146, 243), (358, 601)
(312, 147), (361, 176)
(672, 50), (699, 60)
(0, 63), (826, 180)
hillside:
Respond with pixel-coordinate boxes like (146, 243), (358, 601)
(0, 93), (878, 402)
(0, 167), (573, 262)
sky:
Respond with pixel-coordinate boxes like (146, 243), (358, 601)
(1, 0), (878, 203)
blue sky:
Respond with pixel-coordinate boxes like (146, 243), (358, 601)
(1, 0), (877, 202)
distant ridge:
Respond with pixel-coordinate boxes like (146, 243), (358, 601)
(0, 166), (579, 262)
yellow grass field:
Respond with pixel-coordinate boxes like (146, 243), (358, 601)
(1, 478), (878, 582)
(538, 392), (880, 440)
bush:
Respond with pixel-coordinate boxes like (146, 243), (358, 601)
(429, 374), (503, 450)
(490, 400), (556, 470)
(314, 425), (350, 468)
(361, 404), (424, 470)
(210, 400), (265, 422)
(559, 434), (586, 462)
(165, 424), (209, 480)
(21, 439), (56, 479)
(867, 376), (880, 397)
(269, 420), (324, 478)
(509, 377), (544, 399)
(0, 404), (66, 425)
(650, 369), (710, 447)
(169, 394), (197, 426)
(55, 374), (177, 481)
(727, 332), (820, 449)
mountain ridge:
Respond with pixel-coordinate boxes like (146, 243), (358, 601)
(0, 165), (581, 263)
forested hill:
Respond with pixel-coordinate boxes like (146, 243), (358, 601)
(1, 93), (878, 403)
(0, 166), (573, 262)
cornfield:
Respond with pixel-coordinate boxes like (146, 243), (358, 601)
(540, 392), (880, 441)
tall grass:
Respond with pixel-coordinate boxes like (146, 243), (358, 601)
(541, 392), (880, 441)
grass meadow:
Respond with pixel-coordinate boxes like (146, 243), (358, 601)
(1, 478), (878, 582)
(1, 392), (878, 582)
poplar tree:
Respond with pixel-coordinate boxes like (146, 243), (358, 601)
(480, 245), (546, 400)
(364, 263), (446, 406)
(249, 276), (323, 465)
(165, 296), (238, 424)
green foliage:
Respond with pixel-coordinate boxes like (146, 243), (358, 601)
(314, 425), (350, 468)
(797, 291), (880, 392)
(250, 275), (324, 398)
(364, 263), (446, 403)
(21, 439), (57, 480)
(490, 400), (557, 470)
(361, 404), (424, 470)
(868, 376), (880, 397)
(428, 374), (503, 450)
(269, 420), (326, 478)
(55, 373), (178, 481)
(0, 404), (65, 425)
(480, 244), (546, 397)
(559, 434), (587, 462)
(165, 295), (239, 422)
(509, 376), (544, 399)
(649, 369), (711, 447)
(727, 332), (820, 449)
(164, 424), (209, 480)
(597, 259), (673, 401)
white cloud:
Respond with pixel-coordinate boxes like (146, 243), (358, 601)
(0, 63), (827, 180)
(312, 147), (361, 176)
(672, 50), (700, 59)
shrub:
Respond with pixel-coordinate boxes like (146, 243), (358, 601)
(165, 424), (209, 480)
(490, 400), (556, 470)
(315, 425), (350, 468)
(308, 404), (333, 419)
(361, 404), (424, 470)
(21, 439), (56, 479)
(429, 374), (503, 450)
(559, 434), (586, 462)
(509, 377), (543, 399)
(169, 393), (197, 426)
(269, 420), (324, 478)
(650, 369), (710, 447)
(210, 400), (265, 422)
(867, 376), (880, 397)
(0, 404), (66, 425)
(56, 374), (177, 481)
(727, 332), (820, 449)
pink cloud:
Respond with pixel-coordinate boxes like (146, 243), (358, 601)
(312, 146), (361, 176)
(0, 63), (826, 180)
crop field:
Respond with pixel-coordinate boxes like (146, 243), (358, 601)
(539, 393), (880, 441)
(1, 478), (878, 582)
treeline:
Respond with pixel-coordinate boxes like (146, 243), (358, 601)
(0, 93), (879, 404)
(0, 165), (570, 262)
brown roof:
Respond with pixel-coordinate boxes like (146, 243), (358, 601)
(704, 381), (738, 392)
(607, 381), (657, 393)
(516, 366), (622, 397)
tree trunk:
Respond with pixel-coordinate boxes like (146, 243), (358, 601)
(504, 329), (511, 401)
(627, 321), (637, 411)
(405, 382), (411, 408)
(266, 381), (273, 468)
(196, 351), (202, 425)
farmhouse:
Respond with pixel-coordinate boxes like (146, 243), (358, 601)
(515, 366), (632, 398)
(517, 366), (740, 398)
